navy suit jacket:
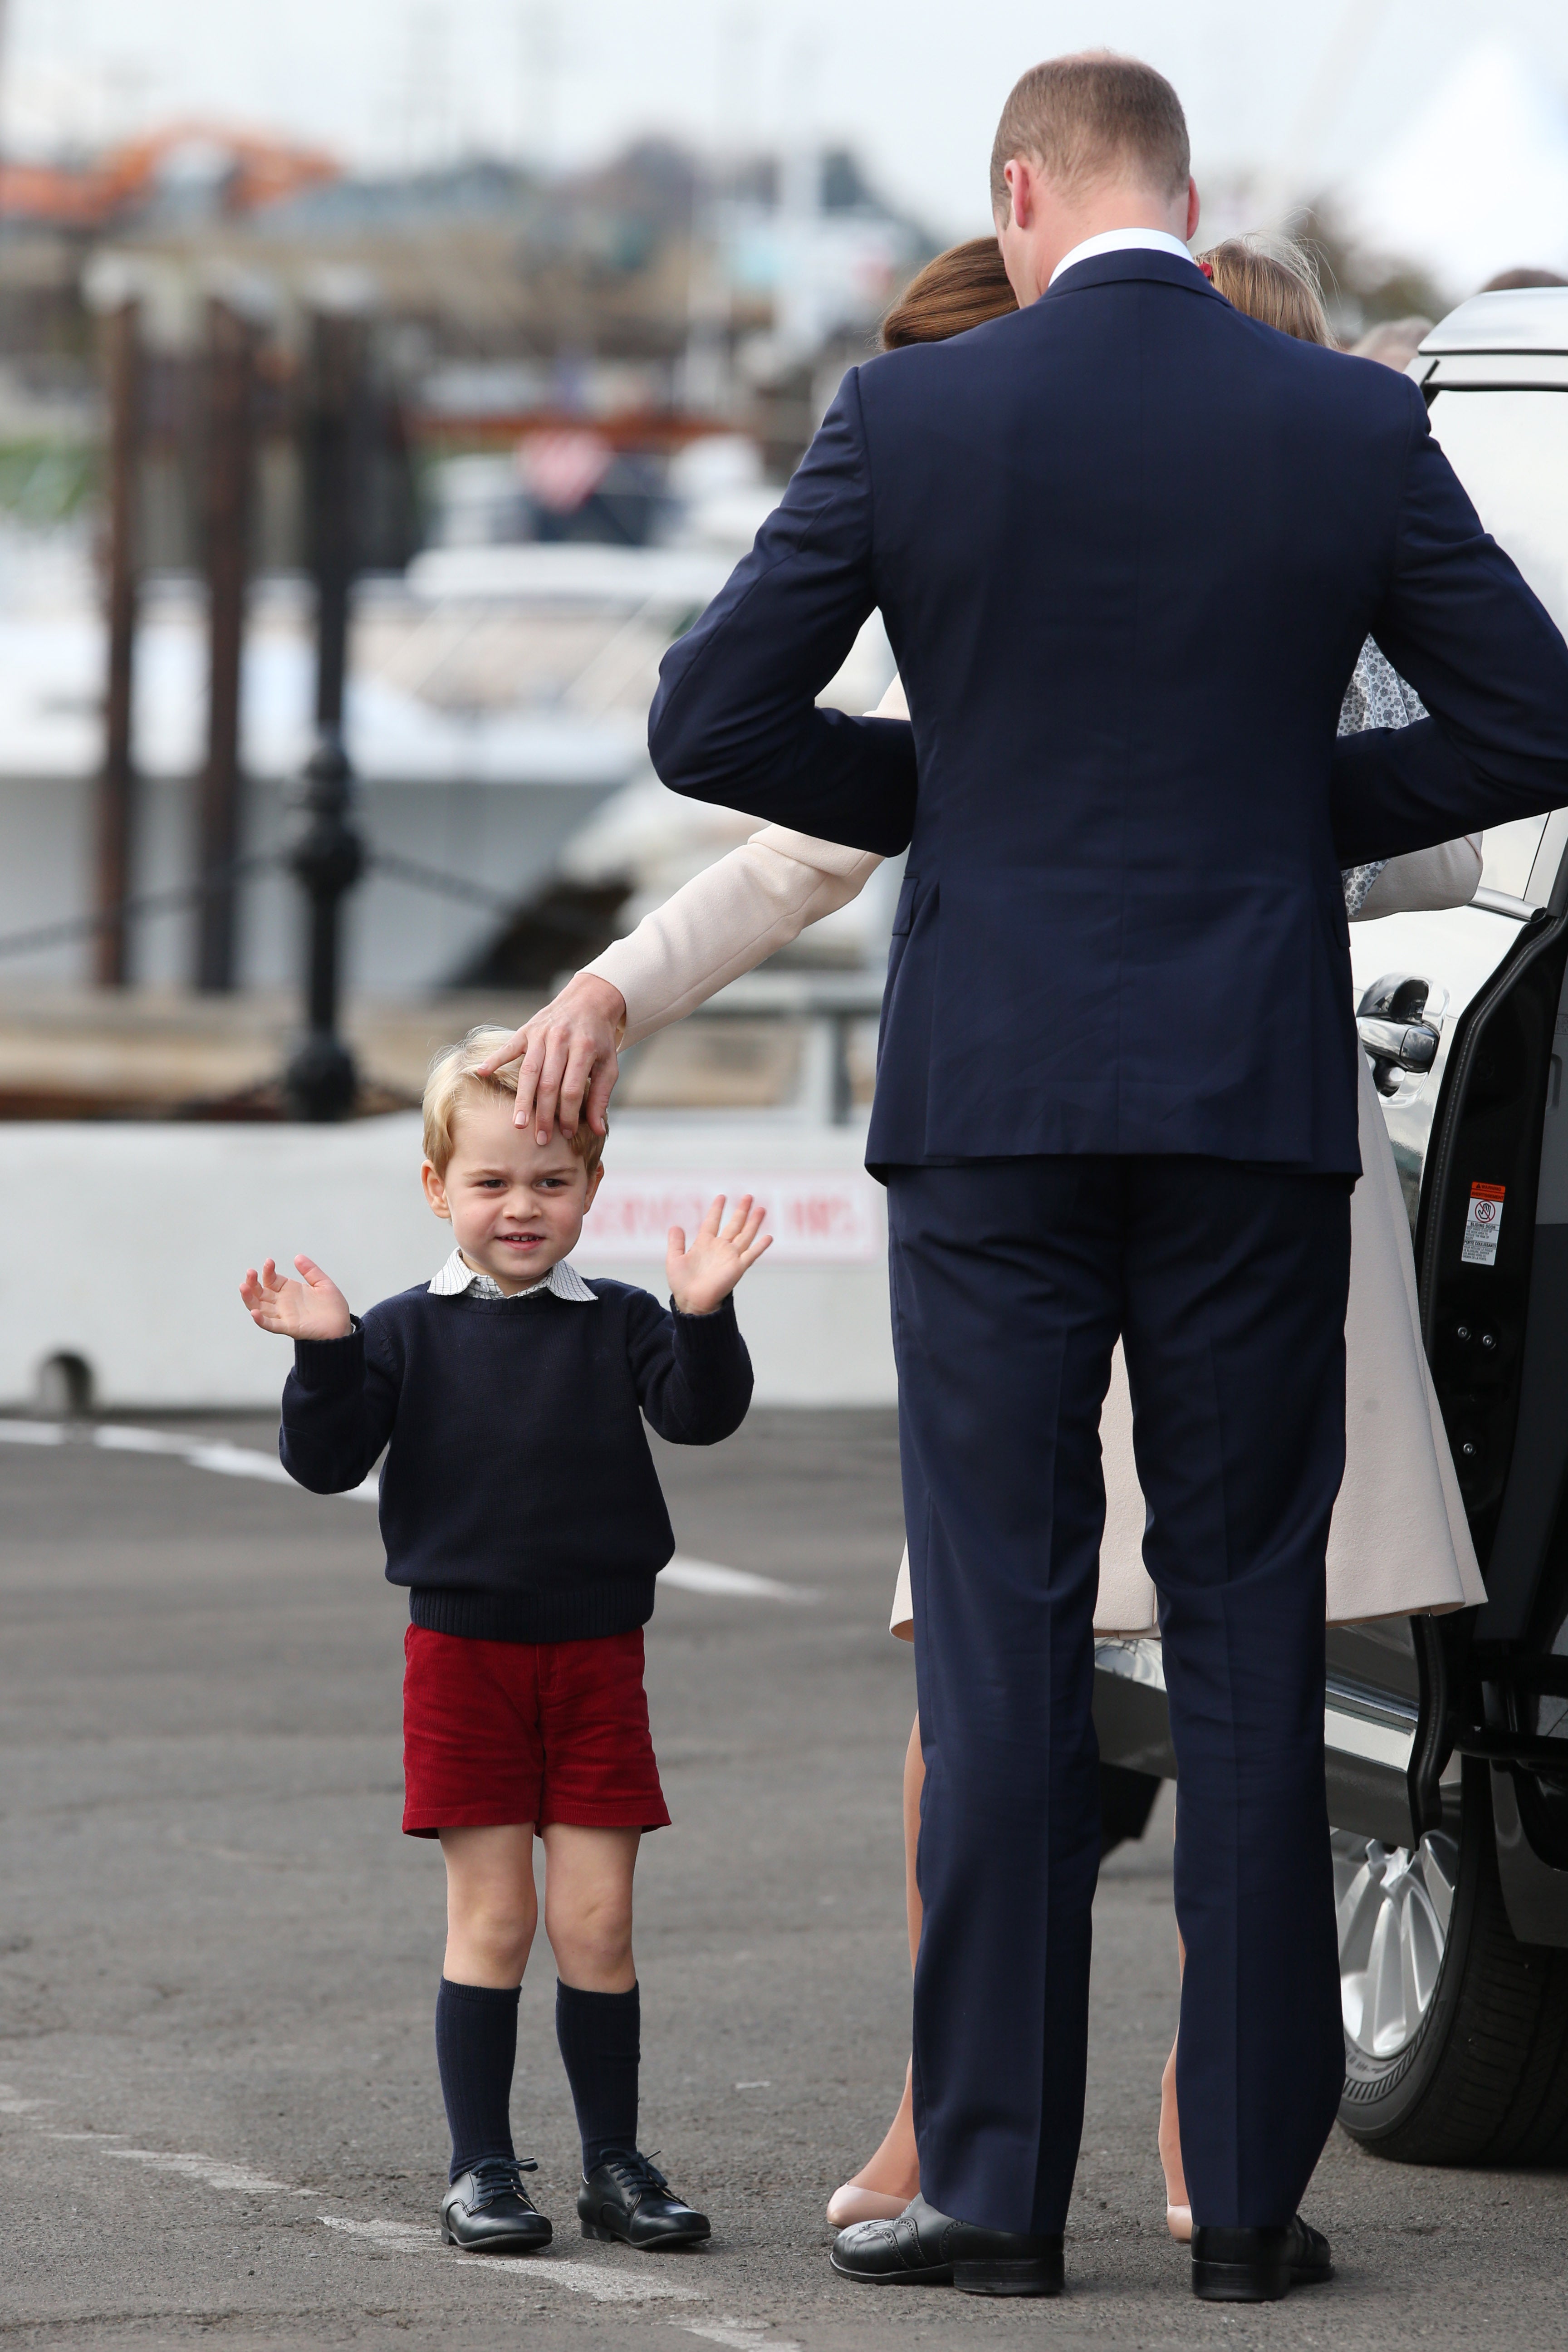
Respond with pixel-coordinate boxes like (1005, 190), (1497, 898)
(648, 250), (1568, 1173)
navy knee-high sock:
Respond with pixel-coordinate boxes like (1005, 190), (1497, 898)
(555, 1980), (640, 2174)
(435, 1978), (519, 2181)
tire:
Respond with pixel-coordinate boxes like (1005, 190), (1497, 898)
(1337, 1759), (1568, 2162)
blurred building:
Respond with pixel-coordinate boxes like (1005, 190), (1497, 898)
(0, 114), (922, 1123)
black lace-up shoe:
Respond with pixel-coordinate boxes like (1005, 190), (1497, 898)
(829, 2194), (1063, 2297)
(577, 2150), (711, 2249)
(1191, 2215), (1333, 2302)
(441, 2155), (553, 2253)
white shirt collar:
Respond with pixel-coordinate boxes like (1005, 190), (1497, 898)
(428, 1246), (598, 1304)
(1048, 228), (1199, 288)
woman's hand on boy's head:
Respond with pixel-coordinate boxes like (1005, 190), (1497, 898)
(239, 1254), (353, 1341)
(475, 973), (626, 1148)
(666, 1194), (772, 1317)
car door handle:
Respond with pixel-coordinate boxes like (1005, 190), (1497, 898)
(1357, 1014), (1439, 1073)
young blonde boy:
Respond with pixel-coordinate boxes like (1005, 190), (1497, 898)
(240, 1027), (768, 2254)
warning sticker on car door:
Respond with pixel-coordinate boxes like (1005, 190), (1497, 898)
(1461, 1181), (1506, 1266)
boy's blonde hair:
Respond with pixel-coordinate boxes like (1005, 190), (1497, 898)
(422, 1026), (606, 1178)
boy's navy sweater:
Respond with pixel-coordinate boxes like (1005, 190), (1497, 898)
(280, 1279), (752, 1643)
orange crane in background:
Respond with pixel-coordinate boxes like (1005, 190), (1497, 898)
(0, 122), (340, 230)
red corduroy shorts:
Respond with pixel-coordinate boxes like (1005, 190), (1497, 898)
(401, 1623), (670, 1838)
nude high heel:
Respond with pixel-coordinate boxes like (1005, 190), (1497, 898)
(825, 2183), (912, 2228)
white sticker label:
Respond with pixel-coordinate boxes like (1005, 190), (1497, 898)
(1461, 1182), (1506, 1266)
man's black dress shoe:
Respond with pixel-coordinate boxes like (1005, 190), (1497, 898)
(578, 2150), (711, 2248)
(441, 2156), (553, 2253)
(829, 2194), (1063, 2298)
(1191, 2215), (1333, 2302)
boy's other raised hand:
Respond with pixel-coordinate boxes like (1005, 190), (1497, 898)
(240, 1254), (353, 1341)
(666, 1194), (772, 1317)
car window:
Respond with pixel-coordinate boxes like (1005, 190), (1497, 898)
(1428, 388), (1568, 897)
(1480, 814), (1549, 897)
(1429, 389), (1568, 632)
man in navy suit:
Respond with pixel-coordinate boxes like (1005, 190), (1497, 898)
(649, 56), (1568, 2304)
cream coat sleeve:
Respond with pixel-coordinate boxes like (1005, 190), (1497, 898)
(1353, 835), (1483, 921)
(583, 676), (907, 1046)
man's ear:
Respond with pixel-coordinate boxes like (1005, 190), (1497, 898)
(1004, 155), (1031, 230)
(1185, 176), (1200, 241)
(421, 1160), (452, 1222)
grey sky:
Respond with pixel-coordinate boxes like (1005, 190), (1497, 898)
(9, 0), (1568, 237)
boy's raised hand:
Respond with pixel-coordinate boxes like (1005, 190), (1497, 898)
(240, 1254), (353, 1342)
(666, 1194), (772, 1317)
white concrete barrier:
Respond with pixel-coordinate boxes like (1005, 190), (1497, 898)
(0, 1114), (896, 1409)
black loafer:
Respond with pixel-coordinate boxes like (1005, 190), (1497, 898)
(441, 2155), (553, 2254)
(1191, 2215), (1333, 2302)
(829, 2193), (1063, 2298)
(578, 2150), (710, 2249)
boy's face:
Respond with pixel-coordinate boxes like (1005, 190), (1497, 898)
(421, 1096), (603, 1295)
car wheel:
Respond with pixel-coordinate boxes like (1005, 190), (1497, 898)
(1337, 1760), (1568, 2162)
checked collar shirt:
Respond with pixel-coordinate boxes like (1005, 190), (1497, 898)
(427, 1246), (598, 1306)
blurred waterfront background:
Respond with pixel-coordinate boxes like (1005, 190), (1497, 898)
(0, 1), (1564, 1406)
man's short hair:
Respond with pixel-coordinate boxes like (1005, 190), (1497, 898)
(422, 1025), (606, 1178)
(990, 51), (1190, 216)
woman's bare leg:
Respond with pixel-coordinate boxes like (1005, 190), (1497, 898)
(824, 1714), (923, 2221)
(903, 1710), (923, 1972)
(1161, 1870), (1191, 2238)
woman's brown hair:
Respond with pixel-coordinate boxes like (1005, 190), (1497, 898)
(881, 237), (1018, 349)
(1196, 235), (1332, 347)
(880, 227), (1331, 357)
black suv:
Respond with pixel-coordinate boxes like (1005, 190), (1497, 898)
(1094, 284), (1568, 2165)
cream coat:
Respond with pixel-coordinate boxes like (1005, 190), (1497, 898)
(586, 676), (1486, 1637)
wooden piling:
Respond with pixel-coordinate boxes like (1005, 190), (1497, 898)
(95, 297), (140, 988)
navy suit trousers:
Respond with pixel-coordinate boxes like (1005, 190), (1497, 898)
(887, 1154), (1352, 2234)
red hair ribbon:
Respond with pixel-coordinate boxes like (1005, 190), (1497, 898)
(1197, 259), (1214, 280)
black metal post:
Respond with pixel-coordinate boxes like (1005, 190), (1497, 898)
(285, 309), (368, 1121)
(96, 296), (140, 987)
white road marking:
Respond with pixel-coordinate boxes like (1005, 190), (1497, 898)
(93, 1425), (211, 1457)
(663, 1556), (816, 1604)
(733, 2081), (771, 2091)
(320, 2214), (441, 2249)
(681, 2328), (802, 2352)
(96, 1422), (376, 1501)
(2, 1416), (377, 1499)
(2, 1424), (811, 1596)
(318, 2217), (701, 2303)
(102, 2148), (292, 2194)
(530, 2262), (704, 2303)
(5, 2093), (811, 2340)
(176, 1441), (302, 1487)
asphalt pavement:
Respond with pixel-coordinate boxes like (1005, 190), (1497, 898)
(2, 1404), (1564, 2349)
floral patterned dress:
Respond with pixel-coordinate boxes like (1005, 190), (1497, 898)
(1339, 638), (1427, 915)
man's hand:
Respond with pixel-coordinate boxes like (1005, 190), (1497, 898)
(666, 1195), (772, 1316)
(475, 973), (627, 1146)
(240, 1255), (353, 1341)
